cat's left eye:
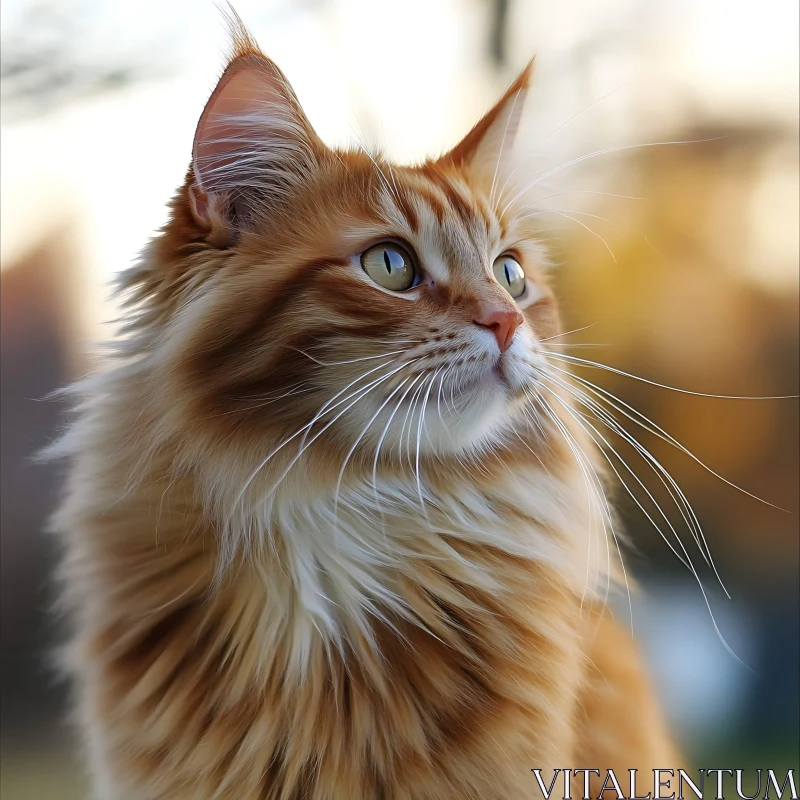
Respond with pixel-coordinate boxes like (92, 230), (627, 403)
(361, 242), (416, 292)
(492, 255), (526, 299)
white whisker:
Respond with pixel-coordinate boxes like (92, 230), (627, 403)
(547, 351), (799, 400)
(290, 347), (410, 367)
(532, 390), (613, 613)
(414, 369), (440, 514)
(546, 363), (729, 591)
(332, 374), (416, 521)
(229, 358), (412, 523)
(371, 372), (426, 513)
(263, 361), (413, 504)
(547, 211), (617, 264)
(547, 371), (722, 594)
(537, 83), (628, 146)
(539, 380), (746, 666)
(545, 352), (794, 509)
(538, 324), (598, 343)
(499, 136), (725, 218)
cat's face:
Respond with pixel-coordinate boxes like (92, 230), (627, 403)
(154, 44), (560, 485)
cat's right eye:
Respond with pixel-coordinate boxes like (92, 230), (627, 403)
(492, 255), (526, 299)
(361, 243), (416, 292)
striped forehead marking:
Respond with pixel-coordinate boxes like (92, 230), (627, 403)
(381, 169), (504, 288)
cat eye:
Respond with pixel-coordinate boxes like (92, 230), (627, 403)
(361, 243), (416, 292)
(492, 255), (526, 299)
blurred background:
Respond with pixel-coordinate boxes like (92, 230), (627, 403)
(1, 0), (797, 796)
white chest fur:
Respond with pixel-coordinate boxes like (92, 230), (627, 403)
(245, 464), (610, 665)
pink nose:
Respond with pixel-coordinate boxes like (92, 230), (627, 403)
(473, 306), (524, 352)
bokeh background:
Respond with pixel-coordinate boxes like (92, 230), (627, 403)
(1, 0), (798, 797)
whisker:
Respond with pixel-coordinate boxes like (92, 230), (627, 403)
(414, 369), (441, 514)
(210, 384), (315, 418)
(509, 424), (550, 474)
(229, 357), (413, 521)
(372, 372), (427, 516)
(545, 354), (794, 510)
(499, 136), (726, 218)
(545, 370), (726, 595)
(520, 189), (642, 205)
(539, 380), (746, 666)
(547, 211), (618, 264)
(370, 337), (428, 346)
(296, 359), (405, 453)
(290, 347), (410, 367)
(545, 393), (632, 629)
(351, 134), (403, 207)
(403, 375), (431, 499)
(264, 361), (414, 504)
(531, 390), (614, 613)
(543, 343), (609, 349)
(547, 351), (800, 400)
(233, 379), (311, 401)
(332, 374), (415, 521)
(517, 209), (611, 224)
(538, 380), (692, 571)
(537, 83), (628, 146)
(489, 88), (523, 211)
(538, 324), (598, 343)
(434, 364), (450, 427)
(546, 363), (730, 588)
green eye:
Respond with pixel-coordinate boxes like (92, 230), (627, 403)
(361, 243), (416, 291)
(492, 255), (526, 299)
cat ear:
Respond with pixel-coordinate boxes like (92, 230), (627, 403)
(189, 31), (325, 237)
(440, 60), (534, 193)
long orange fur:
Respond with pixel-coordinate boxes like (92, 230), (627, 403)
(51, 17), (679, 800)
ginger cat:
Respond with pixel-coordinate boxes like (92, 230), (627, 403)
(51, 17), (679, 800)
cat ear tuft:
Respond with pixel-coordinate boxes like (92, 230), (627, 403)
(189, 15), (325, 237)
(440, 59), (535, 194)
(220, 2), (264, 63)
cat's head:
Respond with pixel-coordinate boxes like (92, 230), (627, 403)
(143, 25), (562, 505)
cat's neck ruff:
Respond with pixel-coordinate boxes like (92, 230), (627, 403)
(232, 461), (612, 658)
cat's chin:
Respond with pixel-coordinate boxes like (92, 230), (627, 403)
(413, 367), (531, 458)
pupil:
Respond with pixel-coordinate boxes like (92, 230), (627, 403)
(383, 250), (393, 273)
(504, 263), (511, 285)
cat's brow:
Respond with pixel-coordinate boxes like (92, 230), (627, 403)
(429, 188), (495, 280)
(423, 169), (477, 229)
(390, 182), (421, 233)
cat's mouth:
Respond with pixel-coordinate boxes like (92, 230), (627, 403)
(450, 353), (529, 401)
(492, 356), (510, 383)
(383, 353), (531, 419)
(494, 350), (531, 389)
